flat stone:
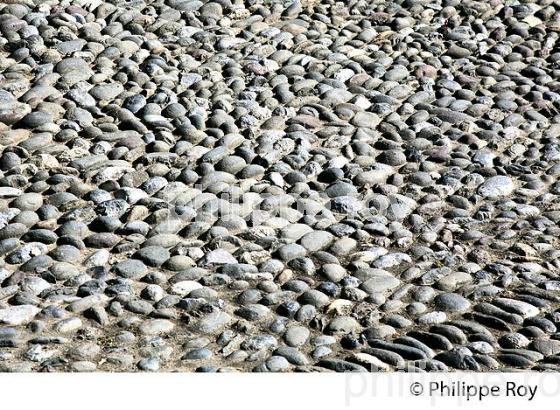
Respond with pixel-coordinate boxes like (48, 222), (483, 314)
(434, 293), (471, 312)
(55, 58), (93, 85)
(492, 298), (539, 318)
(299, 231), (334, 252)
(170, 281), (203, 296)
(114, 259), (147, 279)
(139, 319), (175, 335)
(326, 316), (361, 335)
(478, 176), (515, 199)
(199, 250), (237, 266)
(192, 312), (232, 334)
(530, 339), (560, 356)
(360, 273), (401, 295)
(0, 305), (40, 325)
(284, 326), (310, 347)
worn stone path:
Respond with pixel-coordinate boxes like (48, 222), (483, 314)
(0, 0), (559, 372)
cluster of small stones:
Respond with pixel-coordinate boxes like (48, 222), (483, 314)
(0, 0), (559, 373)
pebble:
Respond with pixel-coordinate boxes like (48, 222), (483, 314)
(199, 250), (237, 266)
(434, 293), (471, 313)
(478, 176), (515, 199)
(0, 305), (40, 325)
(114, 260), (147, 279)
(139, 320), (175, 336)
(54, 317), (82, 333)
(137, 358), (160, 372)
(193, 312), (232, 334)
(284, 326), (310, 347)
